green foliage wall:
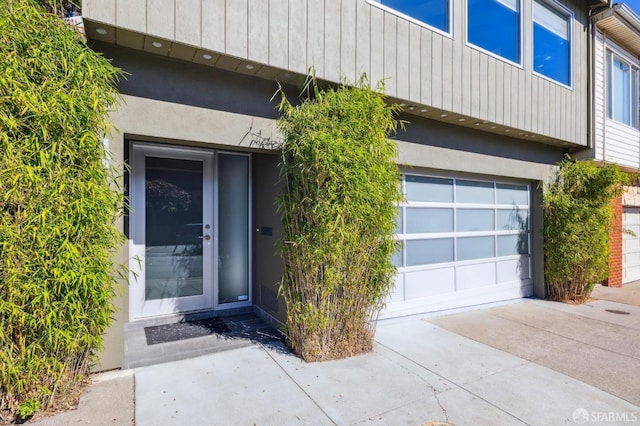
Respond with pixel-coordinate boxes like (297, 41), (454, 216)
(0, 0), (124, 420)
(543, 159), (626, 302)
(276, 77), (403, 362)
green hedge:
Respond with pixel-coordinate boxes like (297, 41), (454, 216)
(543, 159), (626, 302)
(275, 77), (403, 361)
(0, 0), (124, 421)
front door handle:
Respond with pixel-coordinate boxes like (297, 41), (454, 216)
(198, 235), (211, 241)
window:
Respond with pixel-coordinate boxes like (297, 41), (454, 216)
(533, 0), (571, 86)
(371, 0), (451, 33)
(608, 53), (638, 128)
(395, 174), (530, 269)
(467, 0), (521, 64)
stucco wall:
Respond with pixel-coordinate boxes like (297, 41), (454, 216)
(83, 0), (590, 146)
(94, 43), (562, 368)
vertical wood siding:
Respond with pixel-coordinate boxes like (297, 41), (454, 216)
(83, 0), (590, 145)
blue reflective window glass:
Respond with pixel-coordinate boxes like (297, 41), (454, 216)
(467, 0), (521, 64)
(380, 0), (450, 32)
(533, 0), (570, 86)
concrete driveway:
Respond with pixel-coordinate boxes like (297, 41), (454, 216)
(32, 283), (640, 425)
(428, 282), (640, 408)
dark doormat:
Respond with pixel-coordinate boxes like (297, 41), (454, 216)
(144, 317), (231, 345)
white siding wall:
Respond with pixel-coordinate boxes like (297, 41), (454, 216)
(594, 30), (640, 168)
(82, 0), (589, 146)
(594, 31), (606, 161)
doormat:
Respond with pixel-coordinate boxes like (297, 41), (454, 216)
(144, 317), (231, 345)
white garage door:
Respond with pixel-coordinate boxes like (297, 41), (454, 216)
(623, 208), (640, 283)
(382, 173), (533, 318)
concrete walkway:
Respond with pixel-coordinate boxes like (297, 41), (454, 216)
(31, 369), (134, 426)
(31, 283), (640, 425)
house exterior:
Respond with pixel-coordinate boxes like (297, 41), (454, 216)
(584, 4), (640, 287)
(79, 0), (607, 370)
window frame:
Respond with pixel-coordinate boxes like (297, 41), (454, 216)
(367, 0), (454, 38)
(465, 0), (524, 68)
(531, 0), (574, 89)
(607, 51), (639, 129)
(394, 172), (531, 271)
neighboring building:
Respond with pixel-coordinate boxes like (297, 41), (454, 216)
(79, 0), (606, 369)
(585, 4), (640, 287)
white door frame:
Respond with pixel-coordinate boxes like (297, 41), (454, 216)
(129, 143), (215, 320)
(129, 143), (253, 321)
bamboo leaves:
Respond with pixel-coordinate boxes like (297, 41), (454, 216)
(276, 75), (402, 361)
(0, 0), (124, 421)
(543, 159), (627, 302)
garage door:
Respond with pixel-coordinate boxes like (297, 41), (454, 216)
(623, 208), (640, 283)
(382, 173), (533, 318)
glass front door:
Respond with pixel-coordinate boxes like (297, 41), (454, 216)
(130, 144), (250, 319)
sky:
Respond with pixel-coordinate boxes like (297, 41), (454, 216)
(622, 0), (640, 16)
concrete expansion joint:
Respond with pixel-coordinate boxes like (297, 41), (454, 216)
(374, 340), (521, 425)
(261, 347), (338, 426)
(378, 348), (450, 423)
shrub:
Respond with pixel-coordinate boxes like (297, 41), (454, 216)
(0, 0), (124, 421)
(275, 76), (403, 361)
(543, 159), (626, 303)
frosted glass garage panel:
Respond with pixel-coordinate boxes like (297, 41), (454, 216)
(457, 236), (495, 261)
(404, 267), (456, 299)
(392, 242), (403, 267)
(407, 208), (454, 233)
(406, 238), (454, 266)
(496, 183), (529, 205)
(456, 263), (497, 290)
(406, 176), (453, 202)
(496, 257), (531, 282)
(497, 209), (529, 231)
(497, 234), (529, 256)
(395, 208), (403, 234)
(457, 209), (494, 232)
(456, 180), (494, 204)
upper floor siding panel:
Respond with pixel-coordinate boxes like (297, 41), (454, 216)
(594, 30), (640, 168)
(83, 0), (589, 146)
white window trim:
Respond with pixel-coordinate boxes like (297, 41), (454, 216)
(464, 0), (525, 68)
(367, 0), (454, 39)
(531, 0), (574, 90)
(608, 52), (639, 129)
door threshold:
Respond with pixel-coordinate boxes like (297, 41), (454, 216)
(123, 306), (284, 369)
(126, 305), (255, 330)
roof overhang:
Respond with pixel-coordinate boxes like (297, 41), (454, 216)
(593, 3), (640, 56)
(586, 0), (612, 7)
(82, 18), (582, 150)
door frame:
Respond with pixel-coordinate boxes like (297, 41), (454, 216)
(128, 142), (253, 321)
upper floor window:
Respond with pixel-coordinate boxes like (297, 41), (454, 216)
(608, 53), (638, 128)
(467, 0), (521, 64)
(533, 0), (572, 86)
(372, 0), (451, 34)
